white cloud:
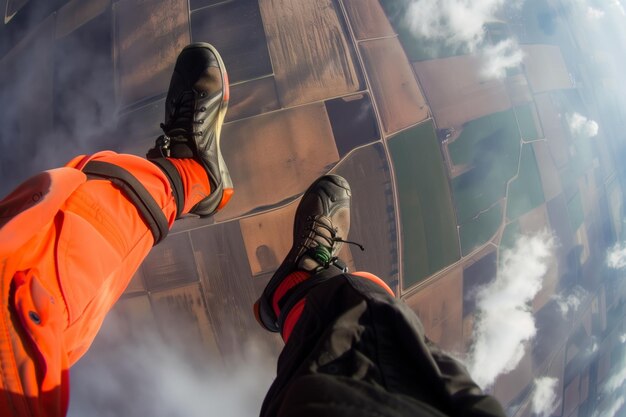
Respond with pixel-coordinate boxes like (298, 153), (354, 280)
(404, 0), (524, 79)
(68, 313), (276, 417)
(567, 112), (599, 138)
(466, 231), (555, 388)
(620, 333), (626, 343)
(607, 242), (626, 269)
(481, 39), (525, 79)
(532, 377), (559, 417)
(552, 285), (588, 317)
(587, 6), (606, 19)
(609, 0), (626, 16)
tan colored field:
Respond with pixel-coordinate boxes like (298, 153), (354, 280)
(226, 76), (280, 122)
(216, 103), (340, 221)
(113, 0), (190, 106)
(190, 222), (284, 358)
(403, 265), (463, 353)
(534, 93), (569, 168)
(532, 141), (563, 201)
(342, 0), (395, 40)
(521, 45), (573, 93)
(240, 203), (297, 276)
(493, 346), (533, 406)
(413, 55), (511, 129)
(110, 294), (155, 336)
(505, 74), (532, 105)
(150, 284), (221, 358)
(259, 0), (361, 107)
(519, 203), (549, 235)
(361, 37), (429, 135)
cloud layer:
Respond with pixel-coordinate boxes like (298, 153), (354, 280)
(466, 231), (555, 388)
(404, 0), (524, 79)
(567, 112), (599, 138)
(607, 242), (626, 269)
(68, 312), (276, 417)
(481, 39), (525, 79)
(531, 377), (559, 417)
(552, 285), (588, 317)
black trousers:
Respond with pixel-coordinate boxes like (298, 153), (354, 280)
(260, 273), (507, 417)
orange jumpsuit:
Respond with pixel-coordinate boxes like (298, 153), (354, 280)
(0, 151), (209, 416)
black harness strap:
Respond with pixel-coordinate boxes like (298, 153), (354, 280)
(147, 157), (184, 219)
(82, 160), (169, 245)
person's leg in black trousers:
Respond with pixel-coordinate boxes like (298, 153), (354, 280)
(254, 175), (507, 417)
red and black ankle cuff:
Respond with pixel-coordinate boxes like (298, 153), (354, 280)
(147, 158), (184, 218)
(273, 264), (345, 337)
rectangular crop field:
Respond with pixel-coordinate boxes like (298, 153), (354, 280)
(514, 103), (541, 140)
(449, 109), (521, 224)
(459, 203), (502, 256)
(506, 144), (545, 220)
(388, 120), (460, 289)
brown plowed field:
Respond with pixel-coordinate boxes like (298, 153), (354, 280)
(361, 37), (429, 134)
(521, 45), (573, 93)
(413, 55), (511, 129)
(215, 103), (340, 221)
(342, 0), (395, 40)
(403, 264), (464, 353)
(113, 0), (190, 106)
(259, 0), (361, 107)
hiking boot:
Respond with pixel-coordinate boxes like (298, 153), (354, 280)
(147, 42), (233, 217)
(254, 175), (364, 332)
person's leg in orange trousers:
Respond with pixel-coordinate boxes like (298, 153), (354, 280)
(0, 42), (230, 417)
(0, 152), (214, 417)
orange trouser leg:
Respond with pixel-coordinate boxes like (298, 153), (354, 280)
(0, 151), (208, 417)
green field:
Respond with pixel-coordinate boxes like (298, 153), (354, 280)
(450, 109), (521, 224)
(506, 144), (545, 220)
(501, 221), (521, 251)
(379, 0), (468, 61)
(515, 104), (540, 140)
(459, 204), (503, 256)
(388, 120), (460, 289)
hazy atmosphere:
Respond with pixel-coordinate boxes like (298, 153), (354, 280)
(1, 0), (626, 416)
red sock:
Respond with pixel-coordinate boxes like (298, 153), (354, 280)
(166, 158), (211, 215)
(272, 270), (310, 341)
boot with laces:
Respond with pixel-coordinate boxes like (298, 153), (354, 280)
(254, 175), (364, 333)
(147, 42), (233, 217)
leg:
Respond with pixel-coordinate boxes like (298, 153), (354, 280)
(0, 43), (231, 417)
(255, 176), (507, 417)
